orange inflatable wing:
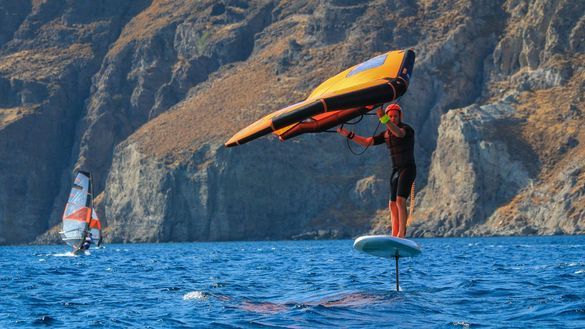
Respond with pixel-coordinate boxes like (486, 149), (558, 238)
(225, 49), (415, 147)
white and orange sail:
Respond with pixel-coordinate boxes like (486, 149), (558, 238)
(59, 171), (102, 250)
(89, 209), (102, 247)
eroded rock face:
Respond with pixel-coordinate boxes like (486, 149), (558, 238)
(2, 0), (584, 244)
(493, 0), (583, 76)
(104, 0), (575, 242)
(104, 134), (386, 242)
(0, 0), (150, 244)
(476, 159), (585, 236)
(0, 0), (30, 48)
(74, 0), (274, 195)
(407, 0), (584, 237)
(410, 103), (536, 237)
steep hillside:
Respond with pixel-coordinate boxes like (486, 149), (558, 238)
(1, 0), (582, 245)
(103, 0), (584, 242)
(410, 0), (584, 236)
(0, 0), (150, 244)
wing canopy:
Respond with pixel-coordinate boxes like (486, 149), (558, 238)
(225, 49), (415, 147)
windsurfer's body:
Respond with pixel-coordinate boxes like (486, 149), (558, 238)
(338, 104), (416, 238)
(81, 232), (92, 250)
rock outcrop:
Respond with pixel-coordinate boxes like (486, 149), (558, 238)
(411, 102), (536, 236)
(410, 0), (585, 236)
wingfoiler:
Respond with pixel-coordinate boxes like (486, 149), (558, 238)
(226, 49), (421, 290)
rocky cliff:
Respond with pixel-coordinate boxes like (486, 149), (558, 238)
(410, 0), (584, 236)
(1, 0), (583, 245)
(0, 0), (150, 244)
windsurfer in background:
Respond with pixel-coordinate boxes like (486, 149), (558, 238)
(82, 232), (92, 250)
(337, 104), (416, 238)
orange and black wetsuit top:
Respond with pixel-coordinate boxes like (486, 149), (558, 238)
(372, 123), (416, 169)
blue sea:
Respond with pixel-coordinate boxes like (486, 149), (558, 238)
(1, 236), (584, 328)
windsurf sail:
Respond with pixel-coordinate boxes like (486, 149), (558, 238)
(89, 208), (102, 247)
(59, 171), (102, 250)
(225, 49), (415, 147)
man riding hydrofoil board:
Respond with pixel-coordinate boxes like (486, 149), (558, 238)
(338, 103), (416, 238)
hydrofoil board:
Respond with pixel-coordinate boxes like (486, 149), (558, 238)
(353, 235), (421, 259)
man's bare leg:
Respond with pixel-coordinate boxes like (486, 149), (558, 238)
(390, 201), (399, 236)
(396, 196), (408, 238)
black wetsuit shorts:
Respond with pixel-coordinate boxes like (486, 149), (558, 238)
(390, 165), (416, 201)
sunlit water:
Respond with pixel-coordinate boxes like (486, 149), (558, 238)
(1, 236), (584, 328)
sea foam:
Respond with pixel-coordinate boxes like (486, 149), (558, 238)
(183, 291), (207, 301)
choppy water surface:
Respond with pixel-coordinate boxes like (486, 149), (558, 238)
(1, 236), (584, 328)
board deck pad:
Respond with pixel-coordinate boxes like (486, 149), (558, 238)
(354, 235), (421, 259)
